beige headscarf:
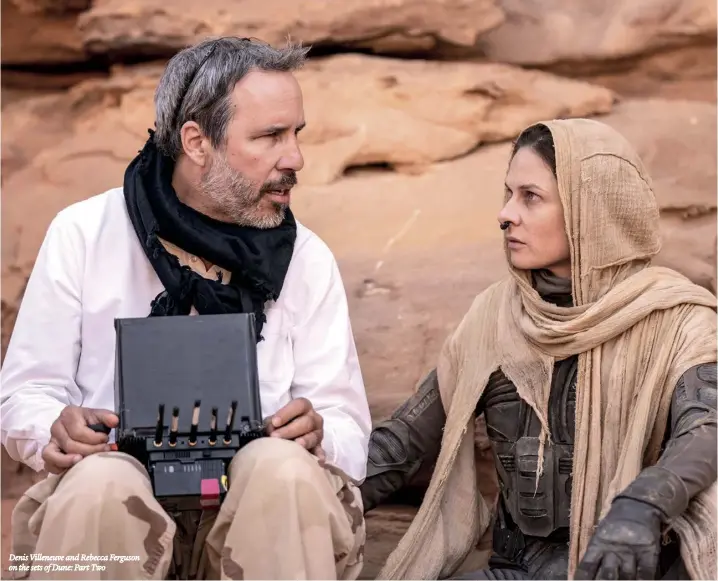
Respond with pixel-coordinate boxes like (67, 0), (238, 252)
(379, 118), (717, 580)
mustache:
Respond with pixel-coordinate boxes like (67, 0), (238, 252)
(261, 172), (297, 192)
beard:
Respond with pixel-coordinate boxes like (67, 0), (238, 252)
(198, 152), (296, 229)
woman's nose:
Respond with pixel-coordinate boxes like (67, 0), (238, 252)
(497, 203), (518, 228)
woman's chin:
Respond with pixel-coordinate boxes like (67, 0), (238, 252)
(509, 256), (539, 271)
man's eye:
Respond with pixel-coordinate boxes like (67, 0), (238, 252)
(259, 131), (280, 140)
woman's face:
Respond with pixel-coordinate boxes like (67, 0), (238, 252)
(498, 146), (571, 278)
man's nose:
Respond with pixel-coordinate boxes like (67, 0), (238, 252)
(278, 140), (304, 172)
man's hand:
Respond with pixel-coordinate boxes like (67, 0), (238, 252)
(266, 397), (324, 458)
(575, 498), (663, 580)
(42, 405), (119, 474)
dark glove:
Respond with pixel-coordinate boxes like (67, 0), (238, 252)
(574, 498), (663, 580)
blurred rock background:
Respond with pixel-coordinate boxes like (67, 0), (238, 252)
(1, 0), (716, 577)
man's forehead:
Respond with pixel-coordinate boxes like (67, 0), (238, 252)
(230, 70), (303, 128)
(233, 70), (301, 105)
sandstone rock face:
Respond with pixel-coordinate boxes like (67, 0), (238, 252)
(6, 0), (715, 81)
(474, 0), (717, 68)
(9, 0), (90, 15)
(361, 506), (419, 580)
(711, 234), (717, 294)
(2, 0), (86, 65)
(72, 0), (718, 70)
(76, 0), (505, 56)
(296, 55), (615, 184)
(474, 0), (717, 102)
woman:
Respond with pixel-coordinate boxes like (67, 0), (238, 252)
(360, 119), (717, 581)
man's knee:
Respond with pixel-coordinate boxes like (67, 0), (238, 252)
(229, 437), (321, 486)
(44, 452), (173, 543)
(226, 438), (363, 530)
(52, 452), (154, 507)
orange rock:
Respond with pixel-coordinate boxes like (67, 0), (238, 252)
(77, 0), (505, 56)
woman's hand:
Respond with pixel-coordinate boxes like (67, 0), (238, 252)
(574, 498), (663, 580)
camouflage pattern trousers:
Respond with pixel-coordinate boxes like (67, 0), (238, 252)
(9, 438), (366, 580)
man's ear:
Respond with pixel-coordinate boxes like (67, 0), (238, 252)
(179, 121), (210, 167)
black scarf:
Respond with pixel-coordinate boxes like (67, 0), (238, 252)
(532, 269), (573, 307)
(123, 131), (297, 341)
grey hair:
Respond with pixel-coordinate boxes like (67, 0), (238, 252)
(153, 37), (310, 158)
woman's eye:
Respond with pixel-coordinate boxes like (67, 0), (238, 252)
(525, 191), (538, 202)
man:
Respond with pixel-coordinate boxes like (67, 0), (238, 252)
(1, 37), (371, 580)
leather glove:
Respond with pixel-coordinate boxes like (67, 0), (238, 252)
(574, 498), (663, 580)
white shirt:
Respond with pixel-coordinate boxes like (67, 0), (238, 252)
(0, 187), (372, 481)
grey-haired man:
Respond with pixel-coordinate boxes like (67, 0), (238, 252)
(2, 37), (371, 580)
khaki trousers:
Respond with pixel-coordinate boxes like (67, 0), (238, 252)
(9, 437), (365, 580)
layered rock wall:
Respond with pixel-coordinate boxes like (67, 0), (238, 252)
(2, 1), (716, 576)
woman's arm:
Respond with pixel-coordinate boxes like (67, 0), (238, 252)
(576, 362), (716, 580)
(360, 369), (448, 512)
(616, 362), (717, 519)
